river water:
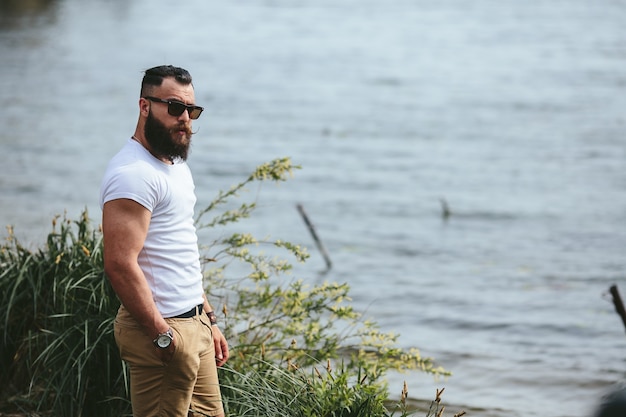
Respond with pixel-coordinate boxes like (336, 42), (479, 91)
(1, 1), (626, 416)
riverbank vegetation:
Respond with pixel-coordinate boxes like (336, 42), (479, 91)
(0, 158), (459, 416)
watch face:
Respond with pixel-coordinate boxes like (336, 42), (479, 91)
(157, 334), (171, 348)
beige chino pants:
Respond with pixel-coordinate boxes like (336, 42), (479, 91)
(114, 306), (224, 417)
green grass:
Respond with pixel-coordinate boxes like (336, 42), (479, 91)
(0, 158), (460, 417)
(0, 212), (128, 416)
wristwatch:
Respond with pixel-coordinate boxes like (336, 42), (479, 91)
(153, 328), (174, 349)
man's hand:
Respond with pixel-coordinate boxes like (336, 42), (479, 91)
(212, 326), (229, 367)
(155, 334), (177, 363)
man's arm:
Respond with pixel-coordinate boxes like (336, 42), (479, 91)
(102, 198), (170, 341)
(202, 294), (229, 366)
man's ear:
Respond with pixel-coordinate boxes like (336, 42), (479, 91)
(139, 97), (150, 116)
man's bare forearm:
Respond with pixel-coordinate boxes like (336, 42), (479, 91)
(106, 263), (169, 338)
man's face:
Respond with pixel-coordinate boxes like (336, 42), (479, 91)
(144, 108), (193, 161)
(143, 77), (196, 162)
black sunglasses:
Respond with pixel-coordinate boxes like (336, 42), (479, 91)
(143, 96), (204, 120)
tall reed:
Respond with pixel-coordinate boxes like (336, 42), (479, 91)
(0, 211), (128, 416)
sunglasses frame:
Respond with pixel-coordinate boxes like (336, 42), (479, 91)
(143, 96), (204, 120)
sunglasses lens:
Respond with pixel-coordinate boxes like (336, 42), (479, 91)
(168, 102), (187, 117)
(188, 107), (203, 120)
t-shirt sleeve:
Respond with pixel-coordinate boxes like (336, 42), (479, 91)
(100, 164), (161, 212)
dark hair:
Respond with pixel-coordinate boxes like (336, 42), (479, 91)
(140, 65), (193, 97)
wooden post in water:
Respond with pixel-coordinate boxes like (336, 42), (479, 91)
(609, 284), (626, 334)
(296, 204), (332, 270)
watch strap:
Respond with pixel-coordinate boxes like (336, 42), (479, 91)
(206, 310), (218, 326)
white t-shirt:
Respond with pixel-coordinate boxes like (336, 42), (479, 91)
(99, 138), (204, 317)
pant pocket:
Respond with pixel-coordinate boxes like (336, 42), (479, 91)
(115, 320), (162, 367)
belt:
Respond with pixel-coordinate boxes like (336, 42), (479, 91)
(171, 303), (204, 319)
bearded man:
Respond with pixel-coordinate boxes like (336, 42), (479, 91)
(100, 65), (228, 417)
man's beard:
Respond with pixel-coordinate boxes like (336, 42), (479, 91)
(144, 110), (193, 162)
